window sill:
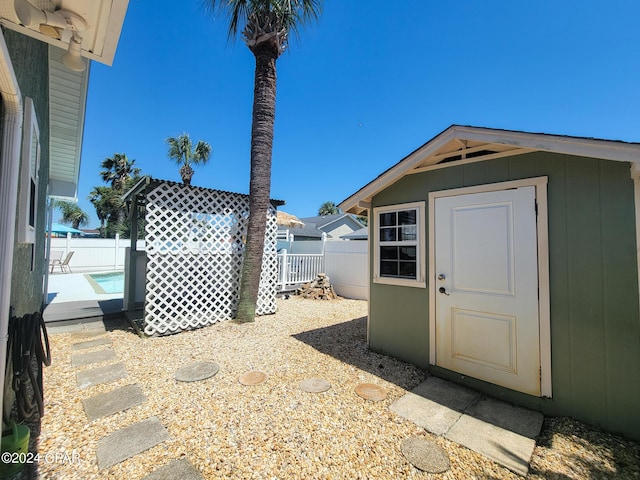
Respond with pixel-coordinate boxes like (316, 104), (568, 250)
(373, 276), (426, 288)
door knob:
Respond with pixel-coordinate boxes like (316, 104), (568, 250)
(438, 287), (449, 296)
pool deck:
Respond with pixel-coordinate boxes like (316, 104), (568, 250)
(44, 272), (126, 328)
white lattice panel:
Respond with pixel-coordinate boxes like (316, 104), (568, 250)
(143, 181), (277, 336)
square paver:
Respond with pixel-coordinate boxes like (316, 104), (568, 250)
(446, 413), (536, 476)
(71, 348), (116, 367)
(82, 384), (146, 421)
(97, 417), (170, 470)
(465, 397), (544, 439)
(77, 363), (128, 389)
(389, 377), (480, 435)
(142, 459), (204, 480)
(71, 337), (113, 351)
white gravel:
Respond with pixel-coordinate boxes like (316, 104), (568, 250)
(35, 296), (639, 479)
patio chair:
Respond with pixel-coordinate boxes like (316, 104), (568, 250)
(50, 251), (74, 274)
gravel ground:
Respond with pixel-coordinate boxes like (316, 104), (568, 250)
(32, 297), (640, 479)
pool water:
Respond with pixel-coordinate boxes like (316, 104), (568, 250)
(86, 271), (125, 294)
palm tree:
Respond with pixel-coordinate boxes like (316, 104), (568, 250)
(100, 153), (140, 191)
(54, 200), (89, 229)
(318, 201), (339, 216)
(165, 133), (212, 185)
(207, 0), (322, 323)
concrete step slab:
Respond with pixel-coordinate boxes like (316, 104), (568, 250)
(445, 413), (536, 476)
(71, 337), (113, 351)
(142, 459), (204, 480)
(71, 348), (116, 368)
(82, 384), (146, 421)
(389, 377), (480, 435)
(77, 363), (128, 390)
(465, 397), (544, 439)
(97, 416), (169, 470)
(389, 376), (543, 476)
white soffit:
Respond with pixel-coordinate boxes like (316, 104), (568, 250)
(48, 44), (88, 199)
(0, 0), (128, 65)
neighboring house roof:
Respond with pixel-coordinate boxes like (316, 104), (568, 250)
(339, 125), (640, 215)
(296, 214), (365, 239)
(0, 0), (129, 199)
(277, 225), (324, 239)
(341, 227), (368, 240)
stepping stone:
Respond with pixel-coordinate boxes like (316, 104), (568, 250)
(71, 337), (113, 351)
(239, 371), (268, 386)
(401, 437), (450, 473)
(446, 413), (535, 476)
(77, 363), (128, 389)
(390, 377), (479, 435)
(71, 349), (116, 368)
(83, 384), (146, 421)
(71, 330), (107, 340)
(355, 383), (387, 401)
(299, 378), (331, 393)
(464, 397), (544, 439)
(175, 361), (220, 382)
(97, 416), (170, 470)
(142, 459), (204, 480)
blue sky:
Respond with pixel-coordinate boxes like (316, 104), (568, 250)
(71, 0), (640, 228)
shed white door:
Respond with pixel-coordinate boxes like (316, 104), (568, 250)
(434, 186), (540, 395)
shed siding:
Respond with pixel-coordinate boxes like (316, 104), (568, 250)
(369, 151), (640, 440)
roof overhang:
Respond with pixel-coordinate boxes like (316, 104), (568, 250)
(0, 0), (129, 200)
(0, 0), (128, 66)
(47, 44), (88, 199)
(340, 125), (640, 215)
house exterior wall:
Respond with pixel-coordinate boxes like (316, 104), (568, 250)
(369, 151), (640, 441)
(4, 30), (50, 316)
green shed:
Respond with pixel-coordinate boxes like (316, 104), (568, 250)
(339, 125), (640, 441)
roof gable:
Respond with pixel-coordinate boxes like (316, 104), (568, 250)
(340, 125), (640, 215)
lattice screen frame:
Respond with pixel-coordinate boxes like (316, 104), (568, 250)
(143, 181), (277, 336)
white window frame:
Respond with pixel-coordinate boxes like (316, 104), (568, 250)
(17, 97), (40, 244)
(373, 201), (426, 288)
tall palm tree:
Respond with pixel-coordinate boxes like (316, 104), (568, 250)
(100, 153), (140, 191)
(165, 133), (212, 185)
(207, 0), (322, 323)
(54, 200), (89, 229)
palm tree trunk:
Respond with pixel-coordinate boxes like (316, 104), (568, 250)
(236, 46), (278, 323)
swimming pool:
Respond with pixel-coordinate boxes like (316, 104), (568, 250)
(85, 271), (125, 294)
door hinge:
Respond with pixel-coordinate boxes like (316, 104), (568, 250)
(534, 201), (538, 216)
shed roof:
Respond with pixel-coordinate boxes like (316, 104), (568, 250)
(339, 125), (640, 215)
(122, 176), (285, 207)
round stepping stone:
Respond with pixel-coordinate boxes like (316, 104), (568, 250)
(355, 383), (387, 401)
(299, 378), (331, 393)
(400, 437), (450, 473)
(175, 361), (220, 382)
(239, 370), (268, 386)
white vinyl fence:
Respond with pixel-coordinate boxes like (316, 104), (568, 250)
(49, 235), (145, 272)
(324, 240), (368, 300)
(50, 235), (370, 300)
(276, 240), (368, 300)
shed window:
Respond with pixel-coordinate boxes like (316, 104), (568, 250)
(373, 202), (425, 288)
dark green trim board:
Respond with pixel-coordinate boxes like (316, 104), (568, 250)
(368, 152), (640, 441)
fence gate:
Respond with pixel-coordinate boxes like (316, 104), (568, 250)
(142, 180), (277, 336)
